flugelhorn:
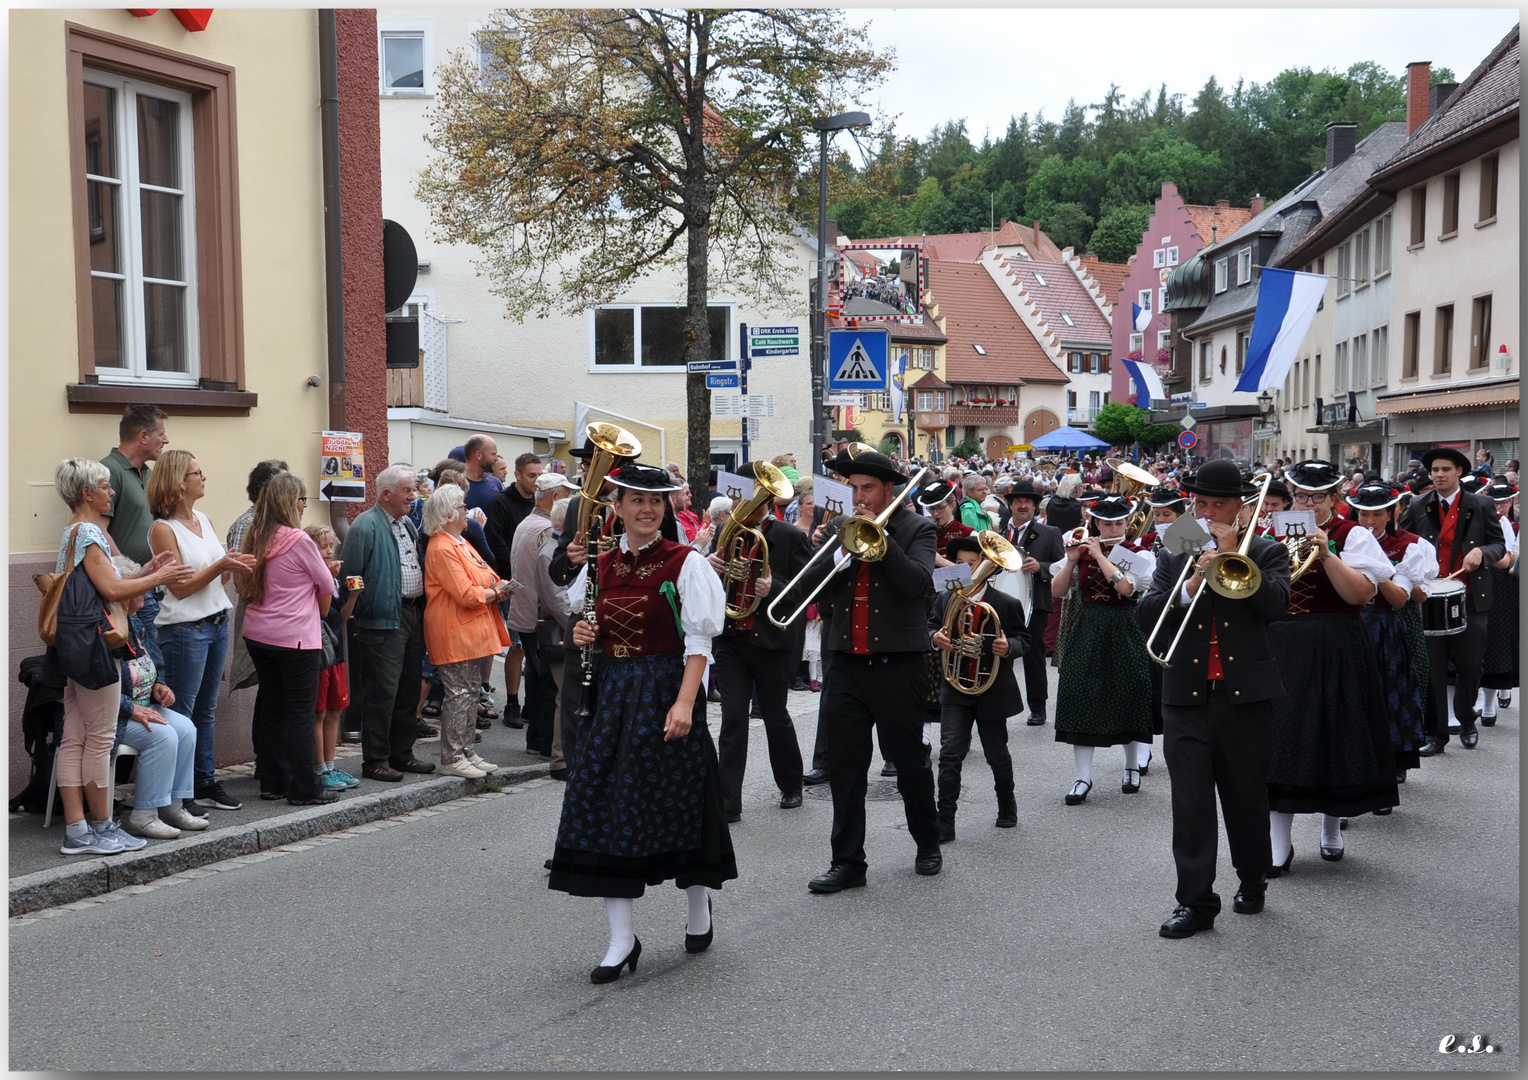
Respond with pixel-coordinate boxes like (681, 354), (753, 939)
(716, 460), (793, 620)
(767, 466), (930, 629)
(941, 531), (1024, 694)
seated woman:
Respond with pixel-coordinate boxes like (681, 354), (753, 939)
(112, 556), (210, 839)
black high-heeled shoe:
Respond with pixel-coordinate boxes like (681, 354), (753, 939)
(590, 936), (641, 984)
(1122, 768), (1141, 794)
(685, 896), (713, 954)
(1064, 779), (1092, 806)
(1138, 748), (1152, 775)
(1266, 847), (1294, 879)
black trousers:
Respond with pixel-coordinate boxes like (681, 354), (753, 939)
(1020, 602), (1049, 713)
(354, 599), (426, 767)
(936, 703), (1014, 818)
(821, 651), (939, 871)
(1163, 690), (1273, 919)
(520, 636), (557, 752)
(808, 650), (835, 773)
(714, 635), (804, 814)
(245, 639), (321, 800)
(1425, 605), (1490, 739)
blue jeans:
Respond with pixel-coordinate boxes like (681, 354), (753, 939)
(115, 708), (196, 808)
(156, 616), (231, 789)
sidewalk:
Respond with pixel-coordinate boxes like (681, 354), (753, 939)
(9, 710), (552, 916)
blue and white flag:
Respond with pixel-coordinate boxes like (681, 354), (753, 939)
(888, 353), (908, 422)
(1131, 302), (1152, 333)
(1119, 357), (1166, 407)
(1236, 267), (1329, 393)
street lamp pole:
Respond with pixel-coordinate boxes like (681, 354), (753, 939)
(811, 111), (870, 476)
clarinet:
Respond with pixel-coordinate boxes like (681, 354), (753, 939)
(573, 509), (602, 724)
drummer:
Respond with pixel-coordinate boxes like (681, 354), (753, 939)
(1477, 480), (1519, 724)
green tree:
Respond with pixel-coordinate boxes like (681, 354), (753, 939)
(1037, 202), (1094, 253)
(419, 9), (892, 497)
(1090, 401), (1139, 446)
(1089, 203), (1152, 263)
(953, 432), (983, 458)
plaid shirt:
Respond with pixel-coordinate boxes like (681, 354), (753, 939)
(226, 507), (255, 553)
(391, 513), (423, 599)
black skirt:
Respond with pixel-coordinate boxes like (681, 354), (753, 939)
(548, 652), (738, 899)
(1266, 614), (1398, 816)
(1363, 603), (1427, 772)
(1480, 567), (1519, 689)
(1054, 604), (1154, 748)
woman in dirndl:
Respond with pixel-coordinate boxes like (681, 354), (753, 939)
(1477, 480), (1519, 723)
(548, 464), (735, 984)
(1048, 495), (1157, 805)
(1351, 483), (1437, 791)
(1266, 461), (1399, 871)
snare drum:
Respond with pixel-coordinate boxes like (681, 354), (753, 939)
(1420, 578), (1467, 636)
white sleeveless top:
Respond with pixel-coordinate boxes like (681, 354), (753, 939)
(154, 509), (234, 625)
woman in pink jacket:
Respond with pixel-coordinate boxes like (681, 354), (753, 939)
(422, 484), (511, 778)
(238, 473), (337, 805)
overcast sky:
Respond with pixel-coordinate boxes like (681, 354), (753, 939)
(845, 7), (1521, 146)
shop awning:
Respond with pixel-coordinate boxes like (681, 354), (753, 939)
(1375, 383), (1519, 415)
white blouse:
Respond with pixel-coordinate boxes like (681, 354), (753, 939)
(570, 534), (727, 663)
(1501, 515), (1518, 557)
(1388, 534), (1439, 594)
(1335, 522), (1395, 584)
(1048, 540), (1156, 595)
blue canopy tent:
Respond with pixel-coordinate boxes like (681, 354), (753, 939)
(1028, 425), (1110, 452)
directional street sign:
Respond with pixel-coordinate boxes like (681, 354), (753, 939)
(705, 373), (739, 390)
(748, 325), (801, 358)
(826, 327), (889, 391)
(712, 394), (776, 418)
(687, 359), (738, 373)
(1178, 430), (1198, 449)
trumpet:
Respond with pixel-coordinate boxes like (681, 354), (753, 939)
(1145, 473), (1272, 667)
(941, 531), (1024, 694)
(716, 461), (793, 620)
(767, 466), (930, 629)
(1281, 521), (1324, 583)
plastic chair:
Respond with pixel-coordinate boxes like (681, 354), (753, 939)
(43, 742), (139, 828)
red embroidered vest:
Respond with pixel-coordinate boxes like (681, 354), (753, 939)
(1288, 517), (1362, 616)
(594, 538), (691, 657)
(1078, 540), (1145, 606)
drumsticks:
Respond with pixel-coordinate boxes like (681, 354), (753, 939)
(1443, 566), (1470, 581)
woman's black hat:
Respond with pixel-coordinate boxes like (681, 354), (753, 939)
(916, 480), (958, 510)
(1086, 495), (1135, 521)
(835, 451), (905, 485)
(1487, 480), (1518, 501)
(604, 464), (682, 493)
(944, 535), (983, 561)
(1179, 460), (1258, 499)
(1146, 486), (1188, 507)
(1420, 446), (1472, 472)
(1459, 474), (1485, 495)
(1285, 459), (1343, 492)
(1348, 483), (1405, 511)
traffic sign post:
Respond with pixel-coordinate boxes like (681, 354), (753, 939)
(1178, 430), (1198, 450)
(826, 327), (890, 391)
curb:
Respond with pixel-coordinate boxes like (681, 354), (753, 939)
(9, 763), (550, 916)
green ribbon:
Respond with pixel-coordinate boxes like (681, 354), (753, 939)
(658, 580), (685, 639)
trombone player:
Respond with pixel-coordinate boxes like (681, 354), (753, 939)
(785, 451), (942, 892)
(707, 463), (810, 824)
(1136, 461), (1290, 940)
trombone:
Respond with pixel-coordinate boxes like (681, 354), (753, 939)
(715, 460), (793, 620)
(1145, 473), (1272, 667)
(766, 466), (930, 629)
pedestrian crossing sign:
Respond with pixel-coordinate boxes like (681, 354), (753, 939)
(826, 328), (890, 391)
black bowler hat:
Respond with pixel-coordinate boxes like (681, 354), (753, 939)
(1421, 446), (1472, 472)
(1146, 486), (1188, 507)
(1348, 483), (1406, 511)
(1086, 495), (1135, 521)
(1180, 460), (1258, 499)
(916, 481), (958, 510)
(944, 535), (983, 561)
(835, 451), (905, 485)
(1487, 481), (1518, 501)
(1263, 478), (1293, 504)
(1285, 459), (1344, 492)
(1006, 478), (1045, 504)
(604, 464), (682, 493)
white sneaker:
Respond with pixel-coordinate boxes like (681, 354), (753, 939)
(437, 759), (487, 779)
(466, 753), (498, 773)
(122, 815), (181, 840)
(160, 805), (210, 831)
(61, 824), (128, 856)
(93, 819), (148, 851)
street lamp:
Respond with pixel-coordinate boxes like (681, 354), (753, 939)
(811, 110), (871, 475)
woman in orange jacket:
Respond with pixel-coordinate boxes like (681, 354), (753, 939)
(422, 484), (512, 778)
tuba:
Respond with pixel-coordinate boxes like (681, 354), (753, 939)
(716, 461), (794, 620)
(572, 422), (642, 729)
(941, 531), (1024, 694)
(1107, 457), (1161, 544)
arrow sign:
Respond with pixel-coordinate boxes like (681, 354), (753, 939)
(321, 480), (366, 502)
(826, 327), (889, 390)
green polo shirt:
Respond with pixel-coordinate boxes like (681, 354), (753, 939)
(101, 447), (154, 564)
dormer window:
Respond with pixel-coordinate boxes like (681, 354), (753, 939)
(972, 344), (986, 356)
(1237, 248), (1253, 285)
(1034, 272), (1049, 287)
(1061, 313), (1075, 328)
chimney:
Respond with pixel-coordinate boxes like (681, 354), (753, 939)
(1429, 82), (1459, 117)
(1407, 61), (1431, 134)
(1216, 199), (1230, 208)
(1325, 121), (1357, 169)
(1250, 194), (1266, 215)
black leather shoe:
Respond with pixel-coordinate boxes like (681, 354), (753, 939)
(1460, 726), (1479, 748)
(287, 789), (340, 806)
(390, 757), (436, 775)
(1480, 715), (1496, 727)
(415, 722), (439, 739)
(937, 817), (956, 844)
(914, 850), (942, 876)
(1026, 709), (1046, 726)
(684, 897), (713, 954)
(1396, 769), (1407, 784)
(880, 762), (897, 777)
(1122, 768), (1141, 794)
(995, 796), (1017, 828)
(1232, 890), (1265, 914)
(779, 792), (803, 809)
(362, 763), (403, 782)
(1320, 844), (1345, 861)
(749, 705), (764, 719)
(808, 865), (867, 894)
(1064, 779), (1092, 806)
(789, 677), (811, 692)
(802, 769), (830, 786)
(590, 936), (641, 984)
(1138, 747), (1152, 775)
(1418, 737), (1447, 756)
(1159, 905), (1214, 938)
(1266, 847), (1294, 879)
(476, 715), (492, 731)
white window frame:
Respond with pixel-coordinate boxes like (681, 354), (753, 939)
(1158, 287), (1167, 311)
(1157, 330), (1171, 352)
(1166, 246), (1179, 266)
(1353, 332), (1368, 390)
(1061, 312), (1075, 328)
(1034, 271), (1049, 287)
(1129, 333), (1143, 353)
(469, 21), (519, 81)
(1374, 213), (1392, 278)
(588, 302), (734, 372)
(1334, 339), (1348, 393)
(83, 69), (200, 387)
(1214, 258), (1228, 294)
(1371, 324), (1389, 389)
(1335, 239), (1351, 298)
(1236, 248), (1252, 285)
(379, 23), (433, 96)
(1153, 249), (1165, 268)
(1138, 289), (1152, 313)
(1354, 228), (1370, 289)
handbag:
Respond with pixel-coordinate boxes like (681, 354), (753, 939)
(35, 525), (131, 651)
(35, 526), (123, 690)
(318, 619), (339, 669)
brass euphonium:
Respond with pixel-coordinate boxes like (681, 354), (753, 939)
(941, 531), (1024, 694)
(716, 460), (794, 620)
(1107, 457), (1161, 544)
(573, 422), (642, 554)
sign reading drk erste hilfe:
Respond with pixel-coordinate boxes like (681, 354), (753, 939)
(319, 431), (367, 502)
(826, 328), (890, 391)
(748, 325), (801, 358)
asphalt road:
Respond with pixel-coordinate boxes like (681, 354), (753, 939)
(9, 677), (1520, 1072)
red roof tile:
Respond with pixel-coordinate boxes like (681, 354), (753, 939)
(1183, 203), (1255, 246)
(1078, 257), (1130, 309)
(927, 262), (1068, 386)
(992, 220), (1064, 261)
(997, 258), (1112, 346)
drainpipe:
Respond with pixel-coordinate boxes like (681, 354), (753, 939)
(319, 10), (349, 541)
